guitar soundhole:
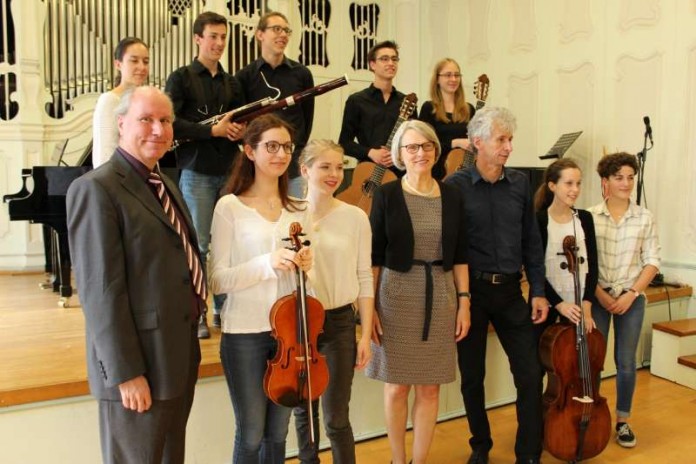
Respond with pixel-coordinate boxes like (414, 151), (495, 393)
(362, 180), (378, 197)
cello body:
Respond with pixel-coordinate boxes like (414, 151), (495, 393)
(540, 323), (612, 461)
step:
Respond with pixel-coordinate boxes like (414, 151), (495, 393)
(653, 318), (696, 337)
(651, 319), (696, 382)
(676, 355), (696, 390)
(678, 354), (696, 369)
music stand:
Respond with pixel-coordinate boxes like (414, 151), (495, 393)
(538, 131), (583, 160)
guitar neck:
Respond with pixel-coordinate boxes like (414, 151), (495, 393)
(368, 113), (410, 184)
(476, 99), (486, 110)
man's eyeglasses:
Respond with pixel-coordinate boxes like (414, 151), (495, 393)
(257, 141), (295, 154)
(265, 25), (293, 36)
(376, 56), (400, 63)
(438, 72), (462, 79)
(401, 142), (437, 154)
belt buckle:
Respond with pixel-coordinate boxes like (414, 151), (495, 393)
(491, 273), (503, 285)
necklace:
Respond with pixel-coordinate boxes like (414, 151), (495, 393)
(402, 176), (436, 197)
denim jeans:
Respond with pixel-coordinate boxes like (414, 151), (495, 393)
(179, 169), (227, 312)
(592, 294), (645, 419)
(220, 332), (292, 464)
(288, 176), (307, 199)
(293, 305), (357, 464)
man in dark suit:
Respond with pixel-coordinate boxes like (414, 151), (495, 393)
(67, 86), (205, 463)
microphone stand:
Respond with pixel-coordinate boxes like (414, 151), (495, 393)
(636, 130), (653, 206)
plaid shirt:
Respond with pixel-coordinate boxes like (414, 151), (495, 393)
(588, 200), (661, 297)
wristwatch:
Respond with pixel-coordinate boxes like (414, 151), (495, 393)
(628, 288), (640, 297)
(457, 291), (471, 298)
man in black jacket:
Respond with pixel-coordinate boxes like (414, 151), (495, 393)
(165, 11), (246, 338)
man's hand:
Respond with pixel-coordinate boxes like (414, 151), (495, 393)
(531, 297), (549, 324)
(367, 147), (392, 167)
(211, 113), (246, 141)
(119, 375), (152, 413)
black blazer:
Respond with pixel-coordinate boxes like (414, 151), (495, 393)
(370, 180), (468, 271)
(536, 209), (598, 307)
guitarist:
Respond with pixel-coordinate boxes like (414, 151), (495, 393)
(339, 40), (417, 178)
(419, 58), (476, 180)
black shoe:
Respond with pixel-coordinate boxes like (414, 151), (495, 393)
(467, 449), (488, 464)
(213, 313), (221, 328)
(515, 459), (540, 464)
(616, 422), (637, 448)
(197, 314), (211, 339)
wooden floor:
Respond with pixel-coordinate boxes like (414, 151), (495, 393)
(285, 370), (696, 463)
(2, 273), (695, 463)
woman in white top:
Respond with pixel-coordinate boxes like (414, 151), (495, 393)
(209, 114), (313, 464)
(292, 140), (374, 464)
(92, 37), (149, 167)
(533, 158), (598, 335)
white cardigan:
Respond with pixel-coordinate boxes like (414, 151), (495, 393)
(92, 92), (121, 168)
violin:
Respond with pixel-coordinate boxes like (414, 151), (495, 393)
(263, 222), (329, 444)
(539, 234), (611, 462)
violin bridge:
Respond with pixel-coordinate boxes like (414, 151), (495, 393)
(294, 356), (307, 362)
(571, 395), (594, 404)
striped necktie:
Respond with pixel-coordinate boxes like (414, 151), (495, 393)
(148, 169), (208, 302)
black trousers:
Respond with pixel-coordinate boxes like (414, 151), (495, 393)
(456, 278), (543, 460)
(98, 328), (200, 464)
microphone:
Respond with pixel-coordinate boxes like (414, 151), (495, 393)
(643, 116), (653, 144)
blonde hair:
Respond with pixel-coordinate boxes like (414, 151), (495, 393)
(428, 58), (470, 124)
(390, 120), (441, 171)
(299, 139), (345, 167)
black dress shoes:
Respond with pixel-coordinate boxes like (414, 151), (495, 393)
(467, 449), (489, 464)
(197, 314), (210, 339)
(515, 458), (540, 464)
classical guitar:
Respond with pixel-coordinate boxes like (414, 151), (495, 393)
(337, 93), (418, 215)
(444, 74), (490, 177)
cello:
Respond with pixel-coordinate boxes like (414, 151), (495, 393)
(539, 234), (611, 462)
(263, 222), (329, 445)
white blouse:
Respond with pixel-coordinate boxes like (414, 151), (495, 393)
(545, 214), (588, 303)
(209, 194), (312, 334)
(92, 92), (121, 168)
(307, 202), (373, 310)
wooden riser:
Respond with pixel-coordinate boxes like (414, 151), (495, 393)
(650, 330), (696, 381)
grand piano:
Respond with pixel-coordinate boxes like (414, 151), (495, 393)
(4, 165), (91, 307)
(4, 144), (179, 307)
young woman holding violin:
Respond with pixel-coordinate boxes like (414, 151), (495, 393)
(418, 58), (475, 180)
(292, 139), (374, 464)
(534, 158), (598, 334)
(209, 114), (313, 463)
(588, 153), (661, 448)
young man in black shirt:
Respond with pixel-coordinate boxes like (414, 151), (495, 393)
(236, 11), (315, 198)
(165, 11), (246, 338)
(338, 40), (416, 177)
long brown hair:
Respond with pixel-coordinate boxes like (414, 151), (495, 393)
(428, 58), (470, 124)
(534, 158), (581, 211)
(223, 114), (304, 211)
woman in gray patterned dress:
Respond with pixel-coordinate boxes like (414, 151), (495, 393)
(367, 120), (471, 464)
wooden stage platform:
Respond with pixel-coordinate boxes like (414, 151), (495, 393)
(1, 271), (692, 408)
(0, 272), (224, 407)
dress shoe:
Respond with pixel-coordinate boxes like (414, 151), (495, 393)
(467, 449), (488, 464)
(515, 458), (540, 464)
(213, 313), (222, 328)
(197, 314), (211, 339)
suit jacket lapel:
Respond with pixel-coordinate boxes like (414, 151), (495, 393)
(111, 155), (179, 234)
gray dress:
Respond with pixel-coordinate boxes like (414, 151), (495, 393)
(366, 192), (457, 384)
